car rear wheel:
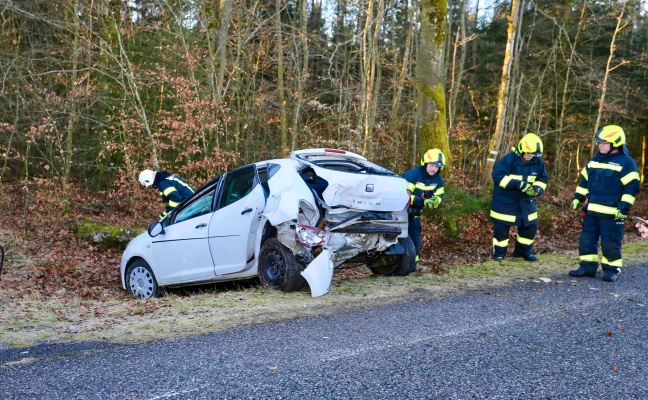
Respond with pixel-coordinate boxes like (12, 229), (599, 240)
(126, 259), (160, 299)
(258, 238), (305, 292)
(369, 236), (415, 276)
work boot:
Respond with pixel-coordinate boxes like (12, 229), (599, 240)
(512, 253), (538, 262)
(602, 272), (619, 282)
(569, 268), (596, 278)
(493, 256), (504, 262)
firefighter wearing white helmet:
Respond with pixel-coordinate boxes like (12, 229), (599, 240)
(139, 169), (195, 220)
(402, 149), (446, 272)
(569, 125), (639, 282)
(490, 133), (548, 262)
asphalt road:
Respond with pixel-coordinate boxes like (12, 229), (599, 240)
(2, 265), (647, 399)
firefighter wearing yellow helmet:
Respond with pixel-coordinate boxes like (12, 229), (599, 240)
(139, 169), (196, 220)
(569, 125), (640, 282)
(402, 149), (446, 271)
(489, 133), (548, 262)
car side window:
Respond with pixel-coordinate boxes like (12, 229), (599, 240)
(174, 192), (215, 223)
(219, 166), (256, 208)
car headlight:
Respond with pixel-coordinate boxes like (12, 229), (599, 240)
(295, 224), (330, 247)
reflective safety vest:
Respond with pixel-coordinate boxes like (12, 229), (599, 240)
(489, 152), (548, 226)
(402, 165), (444, 218)
(573, 151), (639, 219)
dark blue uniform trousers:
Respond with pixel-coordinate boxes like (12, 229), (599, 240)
(579, 215), (624, 274)
(493, 221), (537, 258)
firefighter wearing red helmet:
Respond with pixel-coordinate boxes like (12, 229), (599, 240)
(569, 125), (640, 282)
(490, 133), (548, 262)
(402, 149), (445, 271)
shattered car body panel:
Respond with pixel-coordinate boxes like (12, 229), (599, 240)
(120, 149), (414, 299)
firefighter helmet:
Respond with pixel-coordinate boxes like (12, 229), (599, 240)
(594, 125), (625, 148)
(420, 149), (446, 169)
(517, 133), (543, 156)
(139, 169), (156, 188)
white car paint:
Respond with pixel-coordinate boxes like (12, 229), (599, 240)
(121, 149), (412, 298)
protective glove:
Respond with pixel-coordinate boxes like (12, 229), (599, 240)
(410, 195), (423, 208)
(534, 187), (544, 196)
(614, 210), (627, 221)
(523, 186), (536, 196)
(570, 199), (580, 210)
(424, 196), (441, 209)
(519, 181), (532, 193)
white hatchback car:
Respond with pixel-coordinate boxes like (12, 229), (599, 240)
(121, 149), (416, 299)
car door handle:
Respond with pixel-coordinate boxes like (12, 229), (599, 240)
(241, 207), (253, 215)
(195, 223), (207, 229)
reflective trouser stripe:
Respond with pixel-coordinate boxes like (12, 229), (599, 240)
(168, 200), (180, 208)
(602, 256), (622, 267)
(516, 235), (534, 245)
(493, 238), (509, 247)
(580, 254), (598, 262)
(528, 212), (538, 221)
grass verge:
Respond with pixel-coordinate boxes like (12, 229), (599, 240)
(1, 241), (647, 349)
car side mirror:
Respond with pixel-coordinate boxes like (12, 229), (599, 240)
(148, 221), (165, 237)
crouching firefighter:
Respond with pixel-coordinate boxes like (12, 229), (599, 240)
(139, 169), (195, 220)
(490, 133), (548, 261)
(569, 125), (640, 282)
(402, 149), (446, 271)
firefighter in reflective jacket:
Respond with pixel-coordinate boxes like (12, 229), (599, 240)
(490, 133), (548, 261)
(402, 149), (445, 270)
(569, 125), (640, 282)
(139, 169), (195, 220)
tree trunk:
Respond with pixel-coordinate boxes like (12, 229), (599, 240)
(483, 0), (521, 181)
(291, 0), (309, 151)
(416, 0), (451, 165)
(276, 0), (289, 157)
(592, 0), (629, 155)
(63, 0), (81, 186)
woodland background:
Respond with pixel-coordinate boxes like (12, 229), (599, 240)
(0, 0), (647, 300)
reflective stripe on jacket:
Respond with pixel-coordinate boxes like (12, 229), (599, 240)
(489, 152), (548, 226)
(573, 151), (639, 218)
(402, 166), (444, 218)
(154, 171), (196, 213)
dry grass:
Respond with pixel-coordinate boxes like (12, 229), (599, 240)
(2, 240), (647, 349)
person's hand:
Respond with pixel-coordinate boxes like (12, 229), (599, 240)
(519, 181), (532, 192)
(411, 195), (423, 208)
(523, 185), (536, 196)
(424, 196), (441, 209)
(614, 210), (627, 221)
(571, 199), (580, 210)
(635, 223), (648, 239)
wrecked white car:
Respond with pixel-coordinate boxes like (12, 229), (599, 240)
(121, 149), (416, 299)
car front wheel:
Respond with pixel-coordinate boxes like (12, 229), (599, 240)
(258, 238), (305, 292)
(126, 259), (160, 300)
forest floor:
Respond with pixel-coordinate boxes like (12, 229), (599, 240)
(1, 186), (648, 349)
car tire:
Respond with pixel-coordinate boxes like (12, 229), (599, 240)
(369, 237), (415, 276)
(258, 238), (305, 292)
(126, 259), (160, 300)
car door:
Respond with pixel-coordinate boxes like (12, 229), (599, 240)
(152, 187), (217, 285)
(209, 165), (265, 275)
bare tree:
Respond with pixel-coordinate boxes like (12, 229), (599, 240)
(592, 0), (630, 155)
(483, 0), (522, 180)
(416, 0), (451, 165)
